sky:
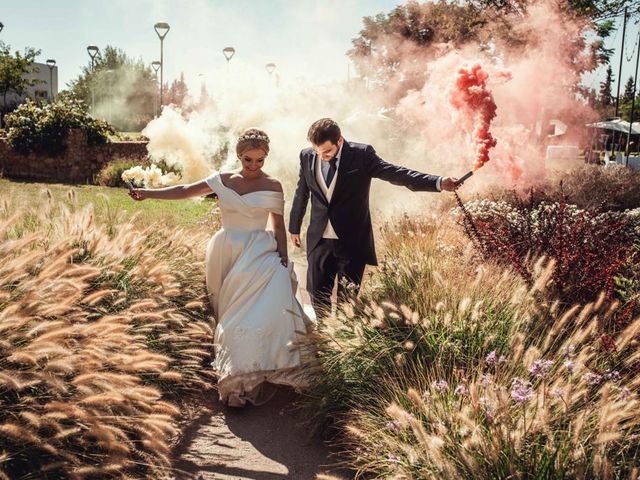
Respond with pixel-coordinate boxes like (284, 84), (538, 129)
(1, 0), (639, 96)
(0, 0), (402, 91)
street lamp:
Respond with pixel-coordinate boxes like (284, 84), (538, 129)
(105, 69), (114, 124)
(265, 63), (276, 76)
(87, 45), (100, 113)
(154, 22), (170, 110)
(151, 61), (161, 117)
(223, 46), (235, 62)
(46, 59), (56, 102)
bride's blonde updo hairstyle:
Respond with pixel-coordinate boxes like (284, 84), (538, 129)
(236, 128), (270, 157)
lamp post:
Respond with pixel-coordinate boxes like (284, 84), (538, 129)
(265, 62), (276, 81)
(151, 61), (161, 117)
(154, 22), (170, 111)
(625, 32), (640, 165)
(223, 47), (235, 74)
(105, 69), (114, 124)
(86, 46), (100, 113)
(46, 59), (56, 102)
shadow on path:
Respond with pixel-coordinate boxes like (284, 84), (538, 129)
(171, 387), (350, 480)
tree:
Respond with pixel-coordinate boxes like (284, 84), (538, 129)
(471, 0), (638, 22)
(620, 93), (639, 122)
(198, 82), (211, 110)
(349, 1), (489, 101)
(599, 65), (614, 108)
(68, 45), (157, 131)
(348, 0), (617, 104)
(0, 41), (42, 114)
(622, 75), (635, 103)
(586, 87), (599, 110)
(164, 72), (190, 108)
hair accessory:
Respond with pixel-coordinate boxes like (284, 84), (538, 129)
(238, 132), (270, 143)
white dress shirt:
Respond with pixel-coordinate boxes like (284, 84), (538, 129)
(315, 142), (344, 239)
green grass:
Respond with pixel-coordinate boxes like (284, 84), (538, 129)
(0, 178), (215, 230)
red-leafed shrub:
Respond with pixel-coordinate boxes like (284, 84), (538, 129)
(455, 197), (640, 305)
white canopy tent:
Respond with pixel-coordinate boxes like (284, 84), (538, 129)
(586, 119), (640, 135)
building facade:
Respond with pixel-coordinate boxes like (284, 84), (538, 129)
(1, 61), (58, 108)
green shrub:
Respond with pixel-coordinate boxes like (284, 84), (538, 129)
(489, 165), (640, 212)
(95, 157), (141, 187)
(4, 96), (115, 155)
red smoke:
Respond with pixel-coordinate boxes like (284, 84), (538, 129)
(450, 63), (498, 171)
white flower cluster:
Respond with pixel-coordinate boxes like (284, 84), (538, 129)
(453, 200), (639, 240)
(121, 164), (181, 188)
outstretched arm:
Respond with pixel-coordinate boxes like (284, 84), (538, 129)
(129, 179), (213, 201)
(365, 145), (456, 192)
(288, 153), (310, 244)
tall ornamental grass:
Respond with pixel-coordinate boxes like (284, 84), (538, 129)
(0, 192), (216, 479)
(304, 215), (640, 479)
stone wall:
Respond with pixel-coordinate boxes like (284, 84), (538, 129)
(0, 129), (148, 184)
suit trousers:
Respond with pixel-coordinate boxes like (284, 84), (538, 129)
(307, 238), (366, 318)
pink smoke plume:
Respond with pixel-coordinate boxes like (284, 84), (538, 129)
(450, 63), (498, 172)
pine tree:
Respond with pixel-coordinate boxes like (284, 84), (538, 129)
(165, 72), (189, 107)
(198, 82), (210, 109)
(598, 65), (614, 108)
(622, 76), (635, 104)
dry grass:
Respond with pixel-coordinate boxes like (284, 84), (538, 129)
(304, 213), (640, 479)
(0, 191), (217, 479)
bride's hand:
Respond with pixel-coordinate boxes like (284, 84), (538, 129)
(129, 188), (145, 201)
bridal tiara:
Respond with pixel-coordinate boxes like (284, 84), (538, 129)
(238, 132), (270, 144)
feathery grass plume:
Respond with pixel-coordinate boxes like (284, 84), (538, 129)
(0, 197), (215, 478)
(302, 212), (640, 478)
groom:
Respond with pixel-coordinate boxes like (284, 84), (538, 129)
(289, 118), (458, 317)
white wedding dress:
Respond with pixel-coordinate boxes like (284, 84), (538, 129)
(203, 172), (312, 406)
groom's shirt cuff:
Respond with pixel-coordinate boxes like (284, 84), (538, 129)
(436, 176), (442, 192)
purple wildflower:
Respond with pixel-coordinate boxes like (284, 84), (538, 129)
(529, 359), (554, 379)
(432, 380), (449, 392)
(604, 370), (620, 382)
(486, 350), (505, 367)
(583, 372), (603, 386)
(387, 453), (400, 463)
(563, 360), (575, 373)
(479, 398), (495, 423)
(481, 373), (492, 386)
(619, 387), (632, 400)
(510, 378), (534, 403)
(454, 384), (469, 397)
(551, 387), (563, 398)
(386, 421), (402, 433)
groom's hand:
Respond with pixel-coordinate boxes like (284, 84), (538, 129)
(440, 177), (459, 192)
(290, 234), (301, 248)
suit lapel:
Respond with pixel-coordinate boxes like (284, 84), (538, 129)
(308, 152), (328, 206)
(329, 140), (351, 204)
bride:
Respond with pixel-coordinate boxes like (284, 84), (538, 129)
(129, 128), (311, 406)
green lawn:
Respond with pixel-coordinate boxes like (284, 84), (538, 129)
(0, 178), (216, 230)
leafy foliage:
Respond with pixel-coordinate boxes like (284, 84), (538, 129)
(456, 197), (639, 304)
(67, 45), (157, 131)
(4, 94), (115, 155)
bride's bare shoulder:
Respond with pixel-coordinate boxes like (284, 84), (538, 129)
(260, 175), (283, 193)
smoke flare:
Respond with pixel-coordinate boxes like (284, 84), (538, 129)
(450, 63), (498, 172)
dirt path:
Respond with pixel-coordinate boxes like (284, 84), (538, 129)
(171, 389), (349, 480)
(170, 254), (350, 480)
